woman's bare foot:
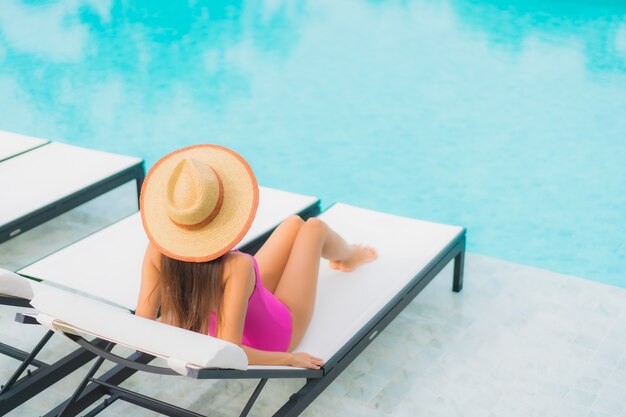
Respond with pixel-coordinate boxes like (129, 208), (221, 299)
(329, 244), (377, 272)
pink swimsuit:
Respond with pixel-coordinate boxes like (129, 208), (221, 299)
(208, 251), (293, 352)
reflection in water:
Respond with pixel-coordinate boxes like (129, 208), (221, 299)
(0, 0), (305, 145)
(450, 0), (626, 72)
(0, 0), (625, 286)
(0, 0), (89, 61)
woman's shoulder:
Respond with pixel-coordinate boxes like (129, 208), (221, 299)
(222, 251), (256, 296)
(145, 242), (162, 270)
(223, 251), (255, 280)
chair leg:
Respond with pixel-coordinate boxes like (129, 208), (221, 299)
(453, 249), (464, 292)
(0, 330), (54, 395)
(273, 377), (325, 417)
(43, 351), (153, 417)
(239, 378), (268, 417)
(56, 343), (113, 417)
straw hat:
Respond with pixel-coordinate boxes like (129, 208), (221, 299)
(140, 144), (259, 262)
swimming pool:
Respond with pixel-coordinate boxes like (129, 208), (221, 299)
(1, 0), (625, 287)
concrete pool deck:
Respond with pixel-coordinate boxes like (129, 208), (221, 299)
(1, 210), (625, 416)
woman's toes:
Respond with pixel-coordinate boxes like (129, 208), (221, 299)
(329, 245), (377, 272)
(365, 247), (378, 262)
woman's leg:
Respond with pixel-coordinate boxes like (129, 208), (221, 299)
(273, 218), (376, 351)
(254, 215), (304, 293)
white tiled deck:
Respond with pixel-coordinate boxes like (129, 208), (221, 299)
(1, 207), (625, 416)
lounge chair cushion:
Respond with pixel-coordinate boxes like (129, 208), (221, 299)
(30, 289), (248, 371)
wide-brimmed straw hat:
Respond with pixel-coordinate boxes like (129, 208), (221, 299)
(140, 144), (259, 262)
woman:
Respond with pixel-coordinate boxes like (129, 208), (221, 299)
(136, 145), (376, 369)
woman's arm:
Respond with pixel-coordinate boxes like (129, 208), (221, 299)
(135, 242), (162, 319)
(241, 346), (323, 369)
(215, 253), (255, 344)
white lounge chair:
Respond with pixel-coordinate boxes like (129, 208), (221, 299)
(0, 139), (144, 244)
(14, 203), (465, 417)
(0, 187), (321, 414)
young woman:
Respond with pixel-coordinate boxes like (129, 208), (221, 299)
(135, 145), (376, 369)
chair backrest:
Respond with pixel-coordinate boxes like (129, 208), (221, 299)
(30, 289), (248, 373)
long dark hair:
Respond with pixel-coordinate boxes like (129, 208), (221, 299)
(159, 253), (225, 333)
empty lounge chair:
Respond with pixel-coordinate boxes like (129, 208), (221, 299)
(0, 140), (144, 245)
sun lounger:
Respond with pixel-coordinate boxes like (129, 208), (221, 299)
(15, 203), (465, 417)
(0, 130), (48, 162)
(17, 187), (321, 309)
(0, 141), (144, 244)
(0, 187), (321, 415)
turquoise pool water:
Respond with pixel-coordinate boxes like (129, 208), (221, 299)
(1, 0), (625, 287)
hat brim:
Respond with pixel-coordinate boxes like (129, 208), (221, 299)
(140, 144), (259, 262)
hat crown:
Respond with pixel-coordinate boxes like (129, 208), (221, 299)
(166, 158), (223, 227)
(140, 144), (258, 262)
